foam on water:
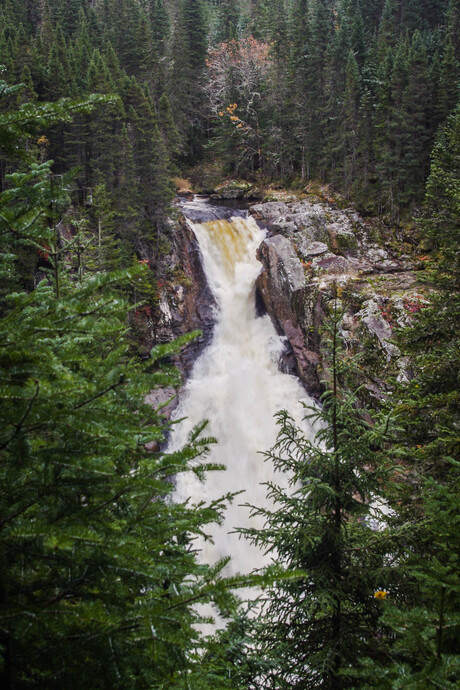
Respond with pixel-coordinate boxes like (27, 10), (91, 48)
(169, 207), (317, 585)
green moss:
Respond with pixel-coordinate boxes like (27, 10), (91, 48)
(335, 232), (359, 250)
(172, 266), (192, 288)
(417, 237), (435, 252)
(214, 179), (253, 195)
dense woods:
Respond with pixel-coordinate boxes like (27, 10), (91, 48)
(0, 0), (459, 688)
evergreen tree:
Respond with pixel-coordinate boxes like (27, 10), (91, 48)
(86, 50), (124, 190)
(89, 178), (123, 272)
(0, 72), (235, 690)
(215, 0), (240, 43)
(182, 0), (208, 76)
(353, 103), (460, 690)
(73, 8), (93, 92)
(148, 123), (175, 261)
(104, 0), (144, 77)
(158, 90), (183, 163)
(149, 0), (170, 56)
(446, 0), (460, 61)
(17, 65), (36, 106)
(288, 0), (310, 179)
(356, 57), (378, 209)
(169, 0), (208, 159)
(10, 23), (28, 80)
(400, 30), (433, 207)
(306, 0), (333, 180)
(438, 39), (459, 123)
(38, 0), (55, 59)
(386, 36), (409, 217)
(135, 7), (159, 87)
(102, 39), (125, 88)
(264, 0), (292, 177)
(54, 0), (85, 36)
(119, 76), (167, 244)
(341, 49), (361, 194)
(46, 25), (75, 99)
(112, 122), (141, 251)
(0, 163), (231, 689)
(378, 0), (397, 51)
(238, 298), (397, 689)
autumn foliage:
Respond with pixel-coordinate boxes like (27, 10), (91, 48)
(206, 37), (272, 171)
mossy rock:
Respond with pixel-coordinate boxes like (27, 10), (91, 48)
(336, 231), (359, 251)
(327, 226), (359, 252)
(212, 180), (253, 199)
(417, 237), (435, 252)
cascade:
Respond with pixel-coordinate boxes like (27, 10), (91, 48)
(170, 199), (318, 579)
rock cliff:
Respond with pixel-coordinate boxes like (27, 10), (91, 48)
(251, 199), (426, 400)
(155, 217), (216, 379)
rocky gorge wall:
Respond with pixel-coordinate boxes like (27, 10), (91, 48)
(155, 193), (428, 408)
(251, 198), (426, 401)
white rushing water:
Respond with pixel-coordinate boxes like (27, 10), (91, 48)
(170, 201), (318, 580)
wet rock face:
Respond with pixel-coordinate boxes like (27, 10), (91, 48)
(252, 199), (422, 400)
(251, 200), (330, 245)
(257, 235), (306, 314)
(151, 216), (216, 385)
(256, 234), (322, 396)
(170, 220), (216, 378)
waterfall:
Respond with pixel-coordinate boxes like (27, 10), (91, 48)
(170, 200), (317, 580)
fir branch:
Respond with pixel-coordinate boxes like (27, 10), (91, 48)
(72, 378), (125, 411)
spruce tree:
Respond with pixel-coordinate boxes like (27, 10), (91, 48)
(386, 36), (409, 218)
(102, 39), (125, 88)
(0, 72), (236, 689)
(73, 8), (93, 93)
(238, 297), (398, 689)
(89, 178), (122, 272)
(158, 91), (183, 164)
(446, 0), (460, 60)
(288, 0), (310, 179)
(264, 0), (292, 177)
(17, 65), (36, 106)
(400, 30), (433, 207)
(86, 50), (124, 191)
(0, 162), (231, 689)
(38, 0), (55, 60)
(308, 0), (333, 180)
(353, 103), (460, 690)
(46, 26), (74, 99)
(149, 0), (170, 56)
(215, 0), (240, 43)
(378, 0), (397, 50)
(438, 39), (459, 124)
(149, 123), (175, 261)
(341, 49), (361, 195)
(169, 0), (209, 159)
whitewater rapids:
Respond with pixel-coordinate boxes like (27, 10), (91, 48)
(170, 203), (317, 579)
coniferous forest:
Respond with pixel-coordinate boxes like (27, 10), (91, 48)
(0, 1), (459, 688)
